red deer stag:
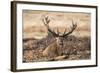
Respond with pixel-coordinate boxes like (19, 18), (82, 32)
(42, 16), (77, 60)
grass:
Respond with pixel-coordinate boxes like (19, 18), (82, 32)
(23, 35), (91, 63)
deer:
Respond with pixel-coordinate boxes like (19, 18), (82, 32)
(42, 16), (77, 61)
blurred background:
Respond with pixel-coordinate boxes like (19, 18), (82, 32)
(23, 10), (91, 39)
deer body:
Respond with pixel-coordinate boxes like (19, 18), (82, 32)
(43, 40), (63, 58)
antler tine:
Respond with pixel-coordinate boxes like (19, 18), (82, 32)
(62, 21), (77, 37)
(42, 16), (59, 37)
(72, 20), (77, 29)
(63, 28), (67, 36)
(42, 16), (50, 26)
(45, 16), (50, 24)
(57, 28), (60, 36)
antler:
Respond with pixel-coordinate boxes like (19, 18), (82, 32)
(42, 16), (77, 37)
(62, 21), (77, 37)
(42, 16), (59, 37)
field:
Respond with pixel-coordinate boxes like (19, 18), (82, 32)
(23, 35), (91, 63)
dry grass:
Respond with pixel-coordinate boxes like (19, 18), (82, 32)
(23, 35), (91, 63)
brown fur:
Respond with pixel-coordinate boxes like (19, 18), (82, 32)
(43, 41), (63, 59)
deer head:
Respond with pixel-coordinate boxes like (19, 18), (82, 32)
(42, 16), (77, 47)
